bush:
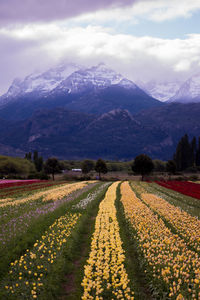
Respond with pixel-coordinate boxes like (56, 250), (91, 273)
(28, 171), (50, 180)
(38, 171), (50, 180)
(153, 160), (166, 172)
(189, 175), (199, 181)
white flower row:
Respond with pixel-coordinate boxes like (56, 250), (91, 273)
(73, 183), (110, 210)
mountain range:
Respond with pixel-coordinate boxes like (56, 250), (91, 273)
(0, 63), (200, 160)
(0, 63), (162, 120)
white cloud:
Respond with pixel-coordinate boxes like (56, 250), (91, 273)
(145, 0), (200, 22)
(70, 0), (200, 25)
(1, 23), (200, 93)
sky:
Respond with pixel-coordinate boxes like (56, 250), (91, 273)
(0, 0), (200, 94)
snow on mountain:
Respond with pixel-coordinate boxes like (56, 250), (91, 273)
(2, 63), (81, 99)
(168, 73), (200, 103)
(1, 63), (139, 104)
(137, 80), (182, 102)
(52, 63), (137, 94)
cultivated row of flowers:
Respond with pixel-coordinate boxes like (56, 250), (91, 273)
(0, 182), (98, 246)
(0, 180), (43, 188)
(81, 182), (134, 300)
(72, 182), (110, 210)
(157, 181), (200, 200)
(120, 182), (200, 299)
(2, 212), (81, 299)
(143, 181), (200, 219)
(131, 181), (200, 252)
(0, 181), (66, 199)
(42, 181), (89, 202)
(0, 182), (89, 208)
(141, 192), (200, 253)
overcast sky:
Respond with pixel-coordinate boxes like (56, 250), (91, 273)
(0, 0), (200, 94)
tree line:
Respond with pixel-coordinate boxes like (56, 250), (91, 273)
(1, 134), (200, 180)
(25, 155), (108, 180)
(173, 134), (200, 171)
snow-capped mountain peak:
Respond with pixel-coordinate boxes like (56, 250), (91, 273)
(49, 63), (137, 94)
(2, 62), (138, 102)
(51, 63), (137, 94)
(168, 72), (200, 103)
(4, 63), (81, 99)
(88, 63), (137, 88)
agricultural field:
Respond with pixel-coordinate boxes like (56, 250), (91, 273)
(0, 180), (200, 299)
(156, 181), (200, 200)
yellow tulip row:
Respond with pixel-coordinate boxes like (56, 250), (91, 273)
(81, 182), (134, 300)
(42, 181), (88, 202)
(131, 181), (200, 253)
(120, 182), (200, 299)
(130, 181), (146, 194)
(0, 182), (89, 208)
(3, 212), (81, 299)
(0, 197), (12, 203)
(141, 193), (200, 253)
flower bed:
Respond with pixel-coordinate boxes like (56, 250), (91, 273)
(156, 181), (200, 200)
(141, 193), (200, 253)
(0, 182), (89, 208)
(2, 212), (81, 299)
(81, 182), (134, 300)
(120, 181), (200, 299)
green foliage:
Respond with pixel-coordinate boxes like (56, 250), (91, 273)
(81, 160), (94, 174)
(95, 158), (108, 179)
(174, 134), (192, 170)
(44, 157), (62, 180)
(132, 154), (154, 180)
(153, 159), (166, 172)
(166, 160), (176, 175)
(61, 160), (82, 171)
(34, 156), (43, 172)
(107, 161), (133, 172)
(174, 134), (200, 170)
(25, 152), (32, 161)
(28, 170), (50, 180)
(196, 137), (200, 167)
(25, 150), (44, 172)
(191, 137), (197, 166)
(0, 155), (35, 177)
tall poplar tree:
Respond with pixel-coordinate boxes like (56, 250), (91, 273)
(196, 137), (200, 167)
(174, 134), (192, 171)
(191, 137), (197, 167)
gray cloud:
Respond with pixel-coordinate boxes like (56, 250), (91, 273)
(0, 0), (135, 25)
(1, 25), (200, 94)
(0, 33), (56, 93)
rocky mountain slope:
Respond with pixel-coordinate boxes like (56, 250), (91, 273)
(0, 103), (200, 160)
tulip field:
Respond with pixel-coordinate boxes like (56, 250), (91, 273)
(0, 180), (200, 299)
(156, 181), (200, 200)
